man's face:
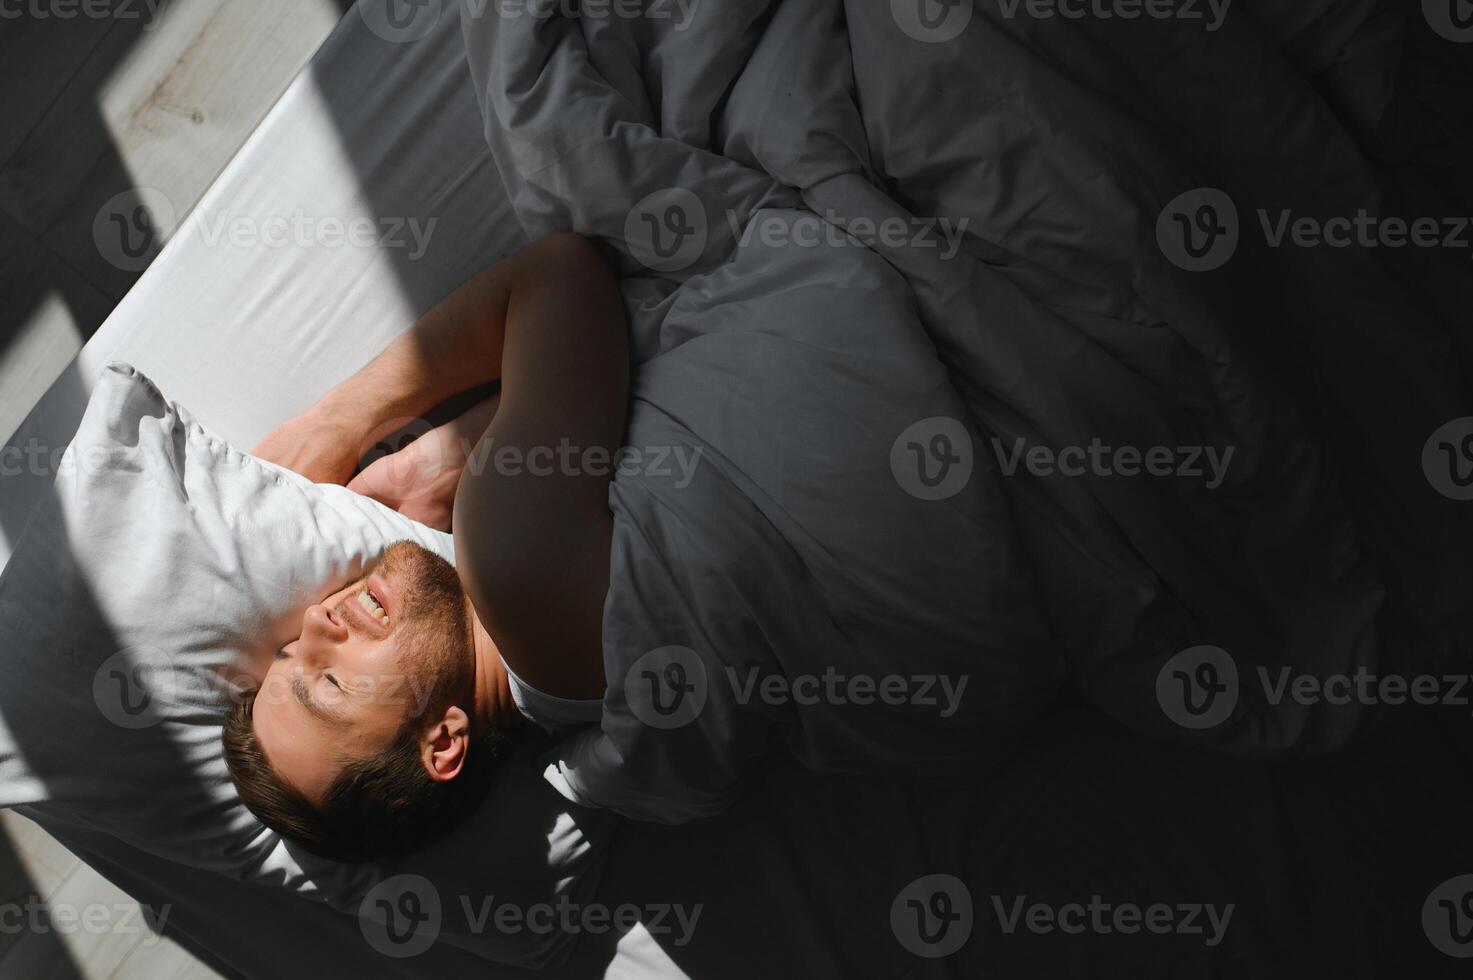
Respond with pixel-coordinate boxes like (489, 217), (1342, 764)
(251, 541), (471, 804)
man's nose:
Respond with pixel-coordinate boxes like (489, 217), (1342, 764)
(300, 603), (349, 655)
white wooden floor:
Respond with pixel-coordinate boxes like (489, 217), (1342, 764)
(0, 2), (349, 976)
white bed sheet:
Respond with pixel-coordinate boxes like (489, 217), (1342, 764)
(0, 6), (985, 978)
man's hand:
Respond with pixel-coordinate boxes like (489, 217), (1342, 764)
(347, 437), (461, 531)
(345, 395), (499, 531)
(251, 411), (364, 485)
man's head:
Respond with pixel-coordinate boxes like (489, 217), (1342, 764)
(223, 540), (520, 862)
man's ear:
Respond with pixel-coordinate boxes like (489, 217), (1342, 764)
(420, 705), (471, 783)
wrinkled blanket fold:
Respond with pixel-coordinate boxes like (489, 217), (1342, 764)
(459, 0), (1472, 822)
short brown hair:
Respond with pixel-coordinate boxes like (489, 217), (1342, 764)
(222, 693), (522, 863)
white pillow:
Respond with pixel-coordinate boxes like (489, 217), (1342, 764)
(0, 362), (616, 969)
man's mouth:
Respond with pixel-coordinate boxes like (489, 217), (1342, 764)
(356, 588), (389, 625)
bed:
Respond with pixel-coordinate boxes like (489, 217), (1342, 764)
(3, 1), (1472, 977)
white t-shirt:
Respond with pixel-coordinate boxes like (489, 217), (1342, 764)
(501, 655), (604, 734)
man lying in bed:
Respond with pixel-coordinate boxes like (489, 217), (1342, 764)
(224, 233), (627, 862)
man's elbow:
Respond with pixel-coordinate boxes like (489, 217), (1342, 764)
(525, 232), (626, 334)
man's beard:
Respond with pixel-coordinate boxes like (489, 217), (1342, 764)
(377, 540), (475, 724)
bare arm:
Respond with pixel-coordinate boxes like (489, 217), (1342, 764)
(453, 235), (628, 699)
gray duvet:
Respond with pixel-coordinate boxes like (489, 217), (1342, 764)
(458, 0), (1472, 822)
